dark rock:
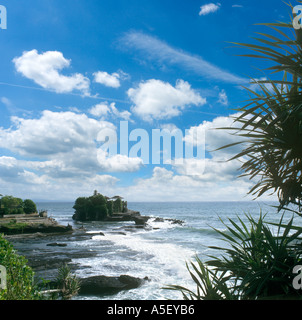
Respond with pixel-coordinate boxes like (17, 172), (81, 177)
(170, 219), (184, 225)
(39, 211), (48, 218)
(46, 242), (67, 247)
(152, 217), (184, 225)
(99, 232), (105, 236)
(133, 216), (150, 226)
(28, 257), (72, 270)
(79, 275), (146, 296)
(110, 231), (127, 235)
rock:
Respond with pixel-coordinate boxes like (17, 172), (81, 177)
(79, 275), (146, 296)
(110, 231), (127, 235)
(133, 216), (150, 226)
(46, 242), (67, 247)
(39, 211), (48, 218)
(99, 232), (105, 236)
(0, 220), (73, 235)
(153, 217), (184, 225)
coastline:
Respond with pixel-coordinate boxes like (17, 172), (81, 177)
(1, 207), (184, 299)
(0, 213), (73, 235)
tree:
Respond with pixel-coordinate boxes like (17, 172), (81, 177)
(0, 196), (23, 215)
(23, 199), (37, 214)
(113, 198), (123, 213)
(73, 193), (108, 221)
(219, 8), (302, 214)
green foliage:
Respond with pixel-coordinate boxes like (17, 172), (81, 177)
(0, 196), (37, 215)
(207, 213), (302, 299)
(107, 201), (113, 216)
(2, 220), (28, 233)
(0, 196), (23, 215)
(73, 192), (109, 221)
(218, 12), (302, 213)
(0, 234), (42, 300)
(56, 264), (80, 300)
(164, 256), (236, 300)
(73, 192), (127, 220)
(23, 199), (37, 214)
(113, 198), (123, 213)
(166, 214), (302, 300)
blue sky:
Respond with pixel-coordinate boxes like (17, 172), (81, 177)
(0, 0), (292, 201)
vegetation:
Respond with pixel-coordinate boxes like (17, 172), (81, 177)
(0, 195), (37, 216)
(164, 256), (235, 300)
(0, 234), (42, 300)
(0, 220), (28, 233)
(73, 190), (127, 221)
(0, 234), (80, 300)
(166, 214), (302, 300)
(217, 4), (302, 214)
(55, 264), (80, 300)
(167, 3), (302, 300)
(23, 199), (37, 215)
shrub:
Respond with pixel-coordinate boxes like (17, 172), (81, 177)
(23, 199), (37, 214)
(56, 264), (80, 300)
(0, 196), (24, 215)
(0, 234), (42, 300)
(166, 214), (302, 300)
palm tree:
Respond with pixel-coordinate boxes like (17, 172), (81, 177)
(220, 4), (302, 214)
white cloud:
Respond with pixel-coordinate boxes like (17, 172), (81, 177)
(128, 79), (206, 121)
(93, 71), (121, 88)
(1, 97), (12, 108)
(89, 103), (110, 117)
(218, 89), (228, 105)
(120, 166), (256, 202)
(0, 155), (119, 200)
(0, 110), (114, 156)
(173, 158), (240, 180)
(97, 149), (143, 172)
(184, 113), (245, 157)
(159, 123), (179, 132)
(0, 111), (276, 202)
(13, 50), (90, 95)
(0, 110), (144, 180)
(109, 103), (132, 121)
(89, 102), (132, 121)
(199, 3), (221, 16)
(121, 31), (247, 85)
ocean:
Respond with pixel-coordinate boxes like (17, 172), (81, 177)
(9, 200), (293, 300)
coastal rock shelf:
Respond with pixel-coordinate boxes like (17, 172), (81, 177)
(0, 213), (72, 235)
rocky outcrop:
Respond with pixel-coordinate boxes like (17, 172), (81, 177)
(105, 210), (150, 226)
(79, 275), (148, 296)
(152, 217), (184, 225)
(1, 222), (72, 235)
(0, 214), (73, 235)
(73, 208), (151, 226)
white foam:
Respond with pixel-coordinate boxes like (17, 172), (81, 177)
(74, 228), (198, 299)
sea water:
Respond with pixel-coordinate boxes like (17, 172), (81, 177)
(16, 201), (293, 300)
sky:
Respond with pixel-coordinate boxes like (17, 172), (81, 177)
(0, 0), (293, 202)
